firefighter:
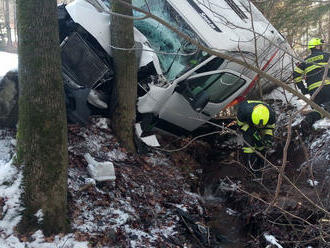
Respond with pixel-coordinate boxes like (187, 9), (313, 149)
(237, 100), (276, 176)
(293, 38), (330, 129)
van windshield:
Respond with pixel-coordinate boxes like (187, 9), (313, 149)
(133, 0), (209, 80)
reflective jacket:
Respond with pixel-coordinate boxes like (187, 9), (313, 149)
(237, 100), (276, 154)
(293, 50), (330, 93)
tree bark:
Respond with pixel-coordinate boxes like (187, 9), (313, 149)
(4, 0), (12, 46)
(110, 0), (137, 153)
(327, 13), (330, 46)
(13, 0), (17, 45)
(16, 0), (69, 235)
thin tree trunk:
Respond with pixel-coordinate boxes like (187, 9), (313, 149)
(4, 0), (11, 46)
(327, 13), (330, 46)
(16, 0), (69, 235)
(110, 0), (137, 153)
(13, 0), (17, 45)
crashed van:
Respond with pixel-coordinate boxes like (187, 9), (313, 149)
(0, 0), (294, 136)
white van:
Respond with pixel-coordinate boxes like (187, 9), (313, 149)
(60, 0), (294, 135)
(0, 0), (295, 136)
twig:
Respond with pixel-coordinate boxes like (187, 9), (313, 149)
(268, 115), (293, 210)
(296, 131), (325, 209)
(179, 215), (206, 248)
(232, 179), (314, 226)
(155, 130), (229, 153)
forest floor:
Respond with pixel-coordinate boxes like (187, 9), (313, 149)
(0, 114), (330, 248)
(64, 114), (330, 248)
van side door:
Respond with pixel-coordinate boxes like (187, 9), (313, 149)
(158, 69), (249, 131)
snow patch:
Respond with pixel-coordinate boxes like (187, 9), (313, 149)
(0, 132), (15, 164)
(313, 118), (330, 129)
(95, 118), (109, 129)
(307, 179), (319, 187)
(34, 209), (44, 223)
(264, 233), (283, 248)
(0, 52), (17, 77)
(226, 208), (238, 216)
(0, 164), (23, 235)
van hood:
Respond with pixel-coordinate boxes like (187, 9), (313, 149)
(66, 0), (162, 72)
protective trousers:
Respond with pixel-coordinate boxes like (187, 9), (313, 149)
(241, 128), (269, 177)
(303, 84), (330, 128)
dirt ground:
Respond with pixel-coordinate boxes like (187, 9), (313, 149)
(1, 116), (329, 247)
(170, 123), (330, 248)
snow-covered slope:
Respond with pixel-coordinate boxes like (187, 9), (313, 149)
(0, 52), (17, 78)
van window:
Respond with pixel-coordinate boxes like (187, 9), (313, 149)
(185, 72), (245, 103)
(133, 0), (208, 80)
(195, 57), (225, 73)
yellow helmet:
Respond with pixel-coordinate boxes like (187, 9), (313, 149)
(251, 104), (270, 127)
(308, 38), (325, 49)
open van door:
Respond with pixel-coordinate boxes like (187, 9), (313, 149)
(158, 69), (250, 131)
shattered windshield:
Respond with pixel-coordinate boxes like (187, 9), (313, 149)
(133, 0), (208, 80)
(100, 0), (110, 9)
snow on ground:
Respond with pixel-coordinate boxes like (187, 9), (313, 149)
(0, 52), (87, 247)
(0, 131), (89, 247)
(265, 87), (307, 111)
(0, 52), (17, 78)
(265, 88), (306, 127)
(0, 118), (205, 247)
(264, 233), (283, 248)
(65, 119), (204, 247)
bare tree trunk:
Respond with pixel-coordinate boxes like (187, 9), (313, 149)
(110, 0), (137, 153)
(4, 0), (11, 46)
(327, 13), (330, 47)
(0, 0), (4, 43)
(16, 0), (69, 236)
(13, 0), (17, 45)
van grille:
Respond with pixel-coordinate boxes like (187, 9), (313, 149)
(61, 32), (111, 88)
(224, 0), (248, 20)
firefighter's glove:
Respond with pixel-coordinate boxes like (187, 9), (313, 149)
(263, 134), (273, 148)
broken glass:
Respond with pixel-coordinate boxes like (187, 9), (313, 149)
(133, 0), (208, 80)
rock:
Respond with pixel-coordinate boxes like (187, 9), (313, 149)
(0, 70), (18, 128)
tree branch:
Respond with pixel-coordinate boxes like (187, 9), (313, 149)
(112, 0), (330, 119)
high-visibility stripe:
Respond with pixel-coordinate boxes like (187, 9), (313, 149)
(253, 132), (261, 141)
(241, 124), (249, 131)
(294, 67), (304, 74)
(308, 80), (330, 91)
(263, 129), (273, 136)
(237, 119), (244, 126)
(305, 64), (322, 73)
(247, 100), (263, 104)
(237, 120), (250, 131)
(305, 55), (324, 63)
(294, 76), (303, 83)
(243, 147), (255, 153)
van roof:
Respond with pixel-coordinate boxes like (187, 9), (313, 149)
(167, 0), (285, 53)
